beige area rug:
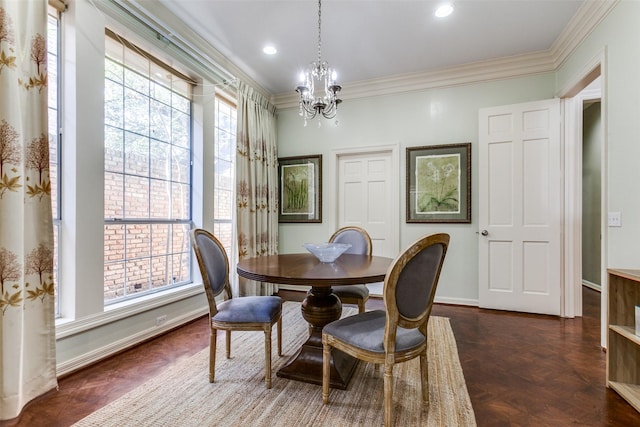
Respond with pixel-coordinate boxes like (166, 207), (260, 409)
(74, 302), (475, 427)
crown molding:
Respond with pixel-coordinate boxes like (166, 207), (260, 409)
(550, 0), (619, 69)
(272, 0), (618, 110)
(272, 50), (555, 109)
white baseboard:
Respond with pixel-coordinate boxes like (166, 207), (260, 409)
(433, 296), (479, 306)
(582, 280), (601, 292)
(56, 307), (208, 377)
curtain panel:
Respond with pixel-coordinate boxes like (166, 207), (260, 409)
(235, 81), (279, 296)
(0, 0), (57, 420)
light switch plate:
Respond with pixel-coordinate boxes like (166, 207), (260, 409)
(608, 212), (621, 227)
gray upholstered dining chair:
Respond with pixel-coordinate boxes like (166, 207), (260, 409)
(322, 233), (450, 426)
(328, 226), (373, 313)
(190, 229), (283, 389)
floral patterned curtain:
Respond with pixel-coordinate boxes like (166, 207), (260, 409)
(0, 0), (57, 420)
(235, 81), (279, 296)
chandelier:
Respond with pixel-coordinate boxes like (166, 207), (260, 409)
(296, 0), (342, 125)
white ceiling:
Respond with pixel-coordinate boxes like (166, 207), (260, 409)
(152, 0), (585, 97)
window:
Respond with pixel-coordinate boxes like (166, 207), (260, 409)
(47, 9), (61, 316)
(213, 97), (236, 255)
(103, 31), (193, 303)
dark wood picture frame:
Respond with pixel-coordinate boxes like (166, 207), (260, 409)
(278, 155), (322, 223)
(406, 143), (471, 223)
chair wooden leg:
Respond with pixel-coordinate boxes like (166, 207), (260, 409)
(277, 317), (283, 356)
(322, 341), (331, 404)
(420, 350), (429, 404)
(265, 327), (272, 389)
(358, 299), (366, 313)
(383, 362), (394, 427)
(209, 328), (217, 383)
(226, 330), (231, 359)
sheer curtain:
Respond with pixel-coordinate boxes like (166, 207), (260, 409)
(0, 0), (57, 420)
(235, 81), (279, 296)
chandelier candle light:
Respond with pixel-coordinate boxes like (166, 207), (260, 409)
(296, 0), (342, 126)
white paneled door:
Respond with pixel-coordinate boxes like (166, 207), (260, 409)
(336, 148), (398, 294)
(478, 99), (562, 315)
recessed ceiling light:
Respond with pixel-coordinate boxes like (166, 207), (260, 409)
(263, 45), (277, 55)
(435, 3), (454, 18)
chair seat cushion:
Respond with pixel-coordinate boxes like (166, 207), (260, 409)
(332, 284), (369, 299)
(323, 310), (426, 353)
(214, 296), (282, 324)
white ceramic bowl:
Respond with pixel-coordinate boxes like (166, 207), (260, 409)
(303, 243), (352, 263)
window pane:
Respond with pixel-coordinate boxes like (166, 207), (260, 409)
(171, 146), (190, 184)
(150, 179), (171, 219)
(127, 258), (151, 294)
(104, 172), (124, 218)
(123, 175), (149, 218)
(124, 67), (149, 95)
(150, 99), (171, 141)
(172, 224), (190, 254)
(149, 140), (170, 180)
(105, 58), (123, 84)
(126, 223), (151, 259)
(171, 182), (190, 219)
(124, 132), (149, 176)
(172, 110), (190, 147)
(104, 262), (125, 300)
(48, 11), (60, 316)
(105, 79), (123, 128)
(213, 222), (233, 253)
(105, 126), (124, 172)
(151, 81), (171, 105)
(215, 158), (233, 191)
(214, 188), (232, 219)
(172, 92), (190, 114)
(151, 224), (170, 256)
(214, 97), (236, 258)
(105, 224), (125, 262)
(151, 255), (169, 289)
(124, 88), (149, 134)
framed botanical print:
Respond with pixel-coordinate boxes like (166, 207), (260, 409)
(406, 143), (471, 223)
(278, 155), (322, 223)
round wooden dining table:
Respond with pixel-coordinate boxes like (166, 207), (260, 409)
(237, 253), (392, 389)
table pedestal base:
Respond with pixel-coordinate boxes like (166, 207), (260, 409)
(276, 286), (358, 389)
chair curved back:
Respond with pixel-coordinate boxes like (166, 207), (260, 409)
(329, 226), (372, 256)
(190, 229), (232, 314)
(383, 233), (449, 345)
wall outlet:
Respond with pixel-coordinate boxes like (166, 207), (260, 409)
(155, 315), (167, 326)
(608, 212), (622, 227)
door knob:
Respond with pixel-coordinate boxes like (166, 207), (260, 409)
(481, 230), (488, 236)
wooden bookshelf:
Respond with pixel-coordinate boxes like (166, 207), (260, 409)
(607, 269), (640, 413)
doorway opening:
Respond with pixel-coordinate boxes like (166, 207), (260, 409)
(560, 53), (606, 347)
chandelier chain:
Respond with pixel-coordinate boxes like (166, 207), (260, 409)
(317, 0), (322, 64)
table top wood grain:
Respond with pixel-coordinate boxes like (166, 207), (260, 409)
(237, 253), (392, 287)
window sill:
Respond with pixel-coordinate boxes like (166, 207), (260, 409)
(55, 282), (204, 339)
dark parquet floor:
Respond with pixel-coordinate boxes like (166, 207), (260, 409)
(3, 287), (640, 426)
